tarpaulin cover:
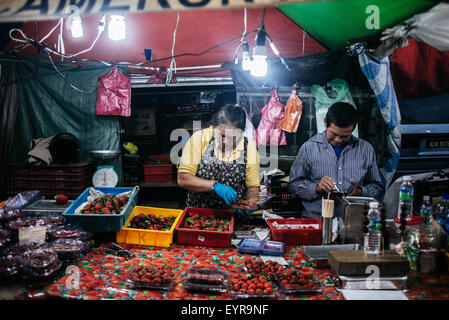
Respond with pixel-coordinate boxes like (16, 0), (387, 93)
(9, 55), (123, 170)
(256, 89), (286, 146)
(96, 65), (131, 117)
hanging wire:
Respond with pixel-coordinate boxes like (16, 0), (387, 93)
(302, 30), (306, 56)
(233, 7), (248, 64)
(166, 11), (181, 86)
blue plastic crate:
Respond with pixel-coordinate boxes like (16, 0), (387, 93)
(62, 187), (138, 232)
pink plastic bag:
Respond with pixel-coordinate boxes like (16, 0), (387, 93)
(96, 66), (131, 116)
(256, 90), (287, 146)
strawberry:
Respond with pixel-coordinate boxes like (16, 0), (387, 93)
(54, 194), (69, 204)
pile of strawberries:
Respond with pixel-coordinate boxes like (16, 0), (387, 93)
(183, 213), (231, 232)
(276, 267), (321, 290)
(231, 273), (274, 295)
(129, 213), (176, 231)
(243, 257), (284, 279)
(81, 194), (129, 215)
(129, 265), (173, 285)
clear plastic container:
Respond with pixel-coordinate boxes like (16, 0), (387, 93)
(237, 239), (285, 256)
(51, 238), (87, 263)
(4, 240), (47, 256)
(6, 217), (48, 230)
(230, 273), (276, 299)
(49, 224), (88, 241)
(22, 259), (62, 289)
(243, 257), (284, 280)
(0, 228), (15, 250)
(186, 266), (227, 285)
(184, 282), (227, 294)
(364, 202), (381, 255)
(0, 208), (23, 223)
(0, 254), (22, 283)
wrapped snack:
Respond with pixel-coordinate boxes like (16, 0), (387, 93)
(42, 215), (65, 229)
(127, 264), (174, 291)
(0, 255), (22, 283)
(4, 241), (47, 256)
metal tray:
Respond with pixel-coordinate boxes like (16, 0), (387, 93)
(23, 199), (74, 216)
(301, 244), (362, 268)
(328, 273), (408, 290)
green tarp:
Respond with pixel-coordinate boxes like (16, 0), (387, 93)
(276, 0), (436, 50)
(7, 55), (123, 175)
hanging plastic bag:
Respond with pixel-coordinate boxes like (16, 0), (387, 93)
(311, 79), (358, 137)
(96, 66), (131, 117)
(256, 90), (287, 146)
(279, 87), (303, 133)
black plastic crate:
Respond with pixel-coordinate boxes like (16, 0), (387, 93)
(270, 177), (301, 212)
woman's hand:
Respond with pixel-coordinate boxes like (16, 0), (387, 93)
(212, 182), (238, 206)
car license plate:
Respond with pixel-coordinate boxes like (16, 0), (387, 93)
(426, 139), (449, 148)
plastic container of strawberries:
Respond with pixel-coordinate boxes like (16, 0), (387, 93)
(174, 207), (234, 248)
(267, 218), (322, 246)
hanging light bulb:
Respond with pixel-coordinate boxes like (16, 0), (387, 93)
(250, 30), (268, 77)
(70, 15), (83, 38)
(108, 15), (126, 41)
(242, 42), (251, 71)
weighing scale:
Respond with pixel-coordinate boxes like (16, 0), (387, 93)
(90, 150), (121, 187)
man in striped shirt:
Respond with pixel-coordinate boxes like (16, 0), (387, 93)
(288, 102), (383, 219)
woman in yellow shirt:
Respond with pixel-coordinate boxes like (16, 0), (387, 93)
(178, 104), (260, 214)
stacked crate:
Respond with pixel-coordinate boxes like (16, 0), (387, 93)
(8, 162), (95, 199)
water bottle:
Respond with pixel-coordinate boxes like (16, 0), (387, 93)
(419, 195), (432, 224)
(435, 195), (448, 228)
(364, 201), (382, 254)
(397, 176), (414, 221)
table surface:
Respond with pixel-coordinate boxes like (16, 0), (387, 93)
(19, 243), (449, 300)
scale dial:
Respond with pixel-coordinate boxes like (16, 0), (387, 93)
(92, 167), (119, 187)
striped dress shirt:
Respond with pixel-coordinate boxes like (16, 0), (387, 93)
(288, 131), (383, 219)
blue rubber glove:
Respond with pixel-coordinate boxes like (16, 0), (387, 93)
(212, 182), (237, 206)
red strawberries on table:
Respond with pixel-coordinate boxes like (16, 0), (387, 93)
(129, 265), (173, 287)
(54, 194), (68, 205)
(183, 213), (231, 232)
(129, 213), (176, 231)
(80, 194), (129, 215)
(276, 267), (322, 292)
(244, 257), (283, 279)
(231, 273), (275, 296)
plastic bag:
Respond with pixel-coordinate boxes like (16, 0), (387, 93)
(0, 191), (42, 222)
(279, 88), (303, 133)
(96, 66), (131, 117)
(256, 90), (287, 146)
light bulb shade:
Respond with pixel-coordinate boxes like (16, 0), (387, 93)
(250, 55), (267, 77)
(109, 15), (126, 41)
(70, 16), (83, 38)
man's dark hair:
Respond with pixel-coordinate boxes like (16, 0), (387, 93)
(325, 102), (358, 129)
(211, 104), (246, 131)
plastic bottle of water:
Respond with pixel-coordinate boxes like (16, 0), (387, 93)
(435, 195), (448, 228)
(397, 176), (414, 221)
(419, 195), (432, 224)
(364, 201), (381, 255)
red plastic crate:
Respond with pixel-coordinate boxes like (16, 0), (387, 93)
(267, 218), (322, 246)
(174, 207), (234, 248)
(143, 155), (174, 175)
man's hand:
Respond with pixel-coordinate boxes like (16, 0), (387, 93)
(347, 179), (362, 196)
(315, 176), (336, 194)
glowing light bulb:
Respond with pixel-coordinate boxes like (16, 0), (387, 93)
(108, 15), (126, 41)
(242, 42), (251, 71)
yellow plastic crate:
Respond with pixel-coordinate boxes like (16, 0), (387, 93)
(116, 206), (183, 248)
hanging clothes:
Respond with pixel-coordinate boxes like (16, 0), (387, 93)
(311, 79), (358, 137)
(279, 87), (303, 133)
(256, 90), (287, 146)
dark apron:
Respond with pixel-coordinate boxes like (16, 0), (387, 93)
(186, 132), (248, 209)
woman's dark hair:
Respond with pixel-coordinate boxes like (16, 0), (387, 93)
(211, 104), (246, 131)
(325, 102), (358, 129)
